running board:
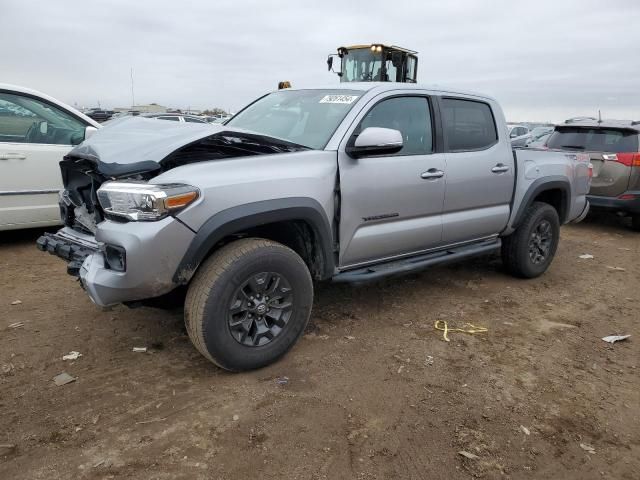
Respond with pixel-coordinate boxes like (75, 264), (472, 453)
(333, 239), (501, 283)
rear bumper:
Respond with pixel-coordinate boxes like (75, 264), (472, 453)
(587, 192), (640, 214)
(37, 218), (195, 307)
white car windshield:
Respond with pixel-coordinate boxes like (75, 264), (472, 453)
(226, 89), (363, 149)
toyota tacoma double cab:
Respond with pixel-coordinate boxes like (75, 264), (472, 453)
(38, 83), (591, 371)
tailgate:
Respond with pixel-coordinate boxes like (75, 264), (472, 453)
(589, 152), (631, 197)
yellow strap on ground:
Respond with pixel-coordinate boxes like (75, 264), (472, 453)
(434, 320), (488, 342)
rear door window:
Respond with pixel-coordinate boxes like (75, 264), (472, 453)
(441, 98), (498, 151)
(547, 127), (639, 153)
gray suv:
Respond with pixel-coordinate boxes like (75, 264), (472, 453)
(546, 119), (640, 230)
(38, 84), (591, 371)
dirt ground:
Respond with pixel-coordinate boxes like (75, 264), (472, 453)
(1, 213), (638, 480)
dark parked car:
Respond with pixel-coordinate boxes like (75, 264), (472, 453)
(85, 109), (114, 123)
(546, 119), (640, 230)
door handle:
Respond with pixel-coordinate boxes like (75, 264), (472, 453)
(491, 164), (510, 173)
(421, 169), (444, 180)
(0, 153), (27, 160)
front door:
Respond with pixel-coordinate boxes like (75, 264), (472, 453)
(337, 95), (446, 267)
(0, 91), (88, 229)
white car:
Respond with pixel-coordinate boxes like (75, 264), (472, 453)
(507, 124), (531, 147)
(0, 84), (99, 231)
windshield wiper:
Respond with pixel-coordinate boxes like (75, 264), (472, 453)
(559, 145), (585, 150)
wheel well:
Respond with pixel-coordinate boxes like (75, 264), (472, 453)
(532, 188), (567, 222)
(209, 220), (327, 280)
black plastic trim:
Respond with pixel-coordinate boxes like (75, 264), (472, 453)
(507, 149), (519, 212)
(431, 96), (445, 154)
(512, 177), (571, 227)
(173, 197), (335, 283)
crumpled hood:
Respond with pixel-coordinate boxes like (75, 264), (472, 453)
(66, 116), (308, 178)
(71, 116), (226, 164)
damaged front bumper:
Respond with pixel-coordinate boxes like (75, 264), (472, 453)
(37, 228), (99, 276)
(37, 218), (195, 307)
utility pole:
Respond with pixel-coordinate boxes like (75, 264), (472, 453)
(130, 67), (136, 108)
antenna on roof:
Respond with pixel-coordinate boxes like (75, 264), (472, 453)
(130, 67), (136, 109)
(598, 109), (602, 124)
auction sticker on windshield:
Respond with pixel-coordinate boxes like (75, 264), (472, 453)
(319, 95), (359, 104)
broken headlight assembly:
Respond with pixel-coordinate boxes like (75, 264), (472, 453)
(97, 182), (199, 221)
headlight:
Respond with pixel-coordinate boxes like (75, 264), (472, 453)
(97, 181), (199, 221)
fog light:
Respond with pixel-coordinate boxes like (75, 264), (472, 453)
(103, 245), (126, 272)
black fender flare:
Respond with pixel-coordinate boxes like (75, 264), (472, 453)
(173, 197), (335, 283)
(512, 177), (571, 228)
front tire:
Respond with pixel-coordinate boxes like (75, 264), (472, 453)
(185, 238), (313, 371)
(630, 215), (640, 232)
(502, 202), (560, 278)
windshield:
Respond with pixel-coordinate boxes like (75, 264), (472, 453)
(226, 89), (363, 149)
(546, 127), (639, 153)
(342, 48), (383, 82)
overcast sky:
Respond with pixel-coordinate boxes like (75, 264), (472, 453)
(2, 0), (639, 122)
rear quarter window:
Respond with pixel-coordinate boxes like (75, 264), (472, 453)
(441, 98), (498, 151)
(547, 127), (639, 153)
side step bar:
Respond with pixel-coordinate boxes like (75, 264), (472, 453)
(333, 239), (501, 283)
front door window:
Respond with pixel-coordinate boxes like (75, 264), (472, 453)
(0, 92), (86, 145)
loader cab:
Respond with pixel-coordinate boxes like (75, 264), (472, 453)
(327, 44), (418, 83)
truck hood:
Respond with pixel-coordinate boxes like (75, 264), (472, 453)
(66, 116), (309, 178)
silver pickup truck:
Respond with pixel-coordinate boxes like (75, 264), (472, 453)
(38, 83), (591, 371)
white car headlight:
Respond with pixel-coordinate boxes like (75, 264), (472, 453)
(97, 181), (199, 221)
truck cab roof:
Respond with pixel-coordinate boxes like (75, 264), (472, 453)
(284, 82), (497, 103)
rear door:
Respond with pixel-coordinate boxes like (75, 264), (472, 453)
(440, 97), (514, 244)
(0, 91), (88, 229)
(546, 126), (639, 197)
(337, 94), (446, 267)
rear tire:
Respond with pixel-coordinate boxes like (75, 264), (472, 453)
(630, 215), (640, 232)
(184, 238), (313, 371)
(502, 202), (560, 278)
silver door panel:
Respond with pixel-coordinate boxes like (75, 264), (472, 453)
(441, 204), (510, 244)
(341, 213), (442, 266)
